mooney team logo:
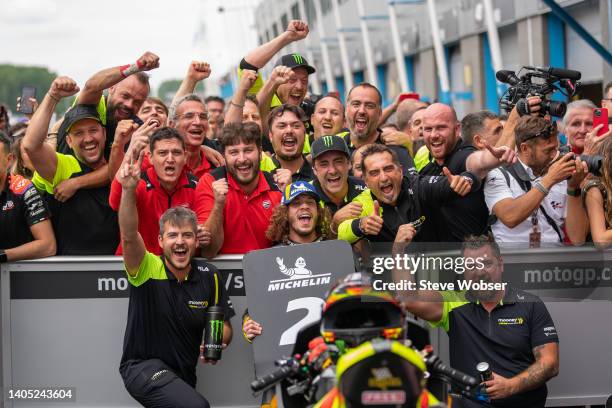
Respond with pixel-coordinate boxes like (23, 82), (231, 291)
(209, 319), (224, 343)
(497, 317), (524, 326)
(268, 256), (331, 292)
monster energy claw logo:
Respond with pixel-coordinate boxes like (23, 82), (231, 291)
(322, 135), (333, 147)
(293, 53), (304, 64)
(209, 319), (224, 343)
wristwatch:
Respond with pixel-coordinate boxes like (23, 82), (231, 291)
(566, 187), (581, 197)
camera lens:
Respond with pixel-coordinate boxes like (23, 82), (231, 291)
(543, 100), (566, 117)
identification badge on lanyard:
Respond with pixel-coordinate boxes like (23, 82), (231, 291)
(529, 211), (541, 248)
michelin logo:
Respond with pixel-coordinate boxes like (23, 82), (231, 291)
(268, 256), (331, 291)
(277, 256), (312, 278)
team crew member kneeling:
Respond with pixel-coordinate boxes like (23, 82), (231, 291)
(117, 149), (234, 408)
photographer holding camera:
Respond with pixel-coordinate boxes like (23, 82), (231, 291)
(485, 116), (588, 246)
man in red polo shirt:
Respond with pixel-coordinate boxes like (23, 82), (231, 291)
(169, 94), (215, 179)
(109, 127), (202, 254)
(195, 122), (282, 257)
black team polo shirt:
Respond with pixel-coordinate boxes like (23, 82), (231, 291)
(432, 287), (559, 408)
(120, 252), (235, 388)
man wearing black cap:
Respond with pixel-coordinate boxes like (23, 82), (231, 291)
(23, 76), (119, 255)
(239, 20), (311, 106)
(310, 135), (366, 234)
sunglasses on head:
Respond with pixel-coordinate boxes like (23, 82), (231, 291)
(522, 121), (558, 143)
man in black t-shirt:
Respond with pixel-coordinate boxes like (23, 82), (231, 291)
(117, 149), (234, 408)
(400, 235), (559, 408)
(0, 133), (55, 262)
(344, 83), (417, 175)
(420, 103), (515, 242)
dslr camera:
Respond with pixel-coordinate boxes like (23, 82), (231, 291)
(557, 145), (603, 177)
(497, 66), (581, 117)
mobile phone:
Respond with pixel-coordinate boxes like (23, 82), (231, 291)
(593, 108), (609, 137)
(17, 86), (36, 114)
(399, 93), (420, 103)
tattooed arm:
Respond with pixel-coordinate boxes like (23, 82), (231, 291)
(515, 343), (560, 391)
(484, 343), (559, 400)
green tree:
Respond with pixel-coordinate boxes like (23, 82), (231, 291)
(157, 79), (206, 105)
(157, 79), (182, 104)
(0, 65), (71, 115)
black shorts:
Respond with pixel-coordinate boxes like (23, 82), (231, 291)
(120, 359), (209, 408)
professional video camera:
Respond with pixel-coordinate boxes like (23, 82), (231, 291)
(496, 66), (581, 117)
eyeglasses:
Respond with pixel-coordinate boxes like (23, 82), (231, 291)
(521, 121), (558, 143)
(178, 112), (209, 121)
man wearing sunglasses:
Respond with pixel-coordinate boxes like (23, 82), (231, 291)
(485, 116), (588, 246)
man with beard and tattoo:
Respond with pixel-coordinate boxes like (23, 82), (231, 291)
(23, 77), (119, 254)
(260, 104), (314, 190)
(398, 235), (559, 408)
(343, 83), (416, 175)
(58, 51), (158, 157)
(117, 150), (234, 407)
(242, 181), (330, 342)
(51, 52), (158, 204)
(195, 122), (282, 258)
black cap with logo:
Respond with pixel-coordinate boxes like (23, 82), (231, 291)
(311, 135), (350, 160)
(61, 104), (103, 134)
(274, 53), (316, 74)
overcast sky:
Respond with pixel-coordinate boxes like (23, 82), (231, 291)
(0, 0), (260, 94)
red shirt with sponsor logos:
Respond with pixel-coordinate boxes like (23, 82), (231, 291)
(109, 166), (198, 255)
(1, 174), (51, 249)
(141, 147), (213, 180)
(194, 167), (281, 254)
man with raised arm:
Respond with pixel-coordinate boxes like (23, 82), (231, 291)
(51, 52), (159, 203)
(23, 77), (119, 254)
(117, 147), (234, 408)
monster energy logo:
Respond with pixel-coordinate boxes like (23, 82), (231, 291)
(322, 135), (334, 147)
(292, 54), (304, 64)
(209, 319), (224, 343)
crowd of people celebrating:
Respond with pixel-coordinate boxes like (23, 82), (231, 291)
(1, 19), (610, 408)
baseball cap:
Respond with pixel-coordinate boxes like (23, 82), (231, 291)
(311, 135), (350, 160)
(282, 181), (320, 205)
(62, 104), (102, 133)
(274, 53), (316, 75)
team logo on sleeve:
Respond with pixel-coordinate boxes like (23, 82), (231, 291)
(9, 175), (31, 195)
